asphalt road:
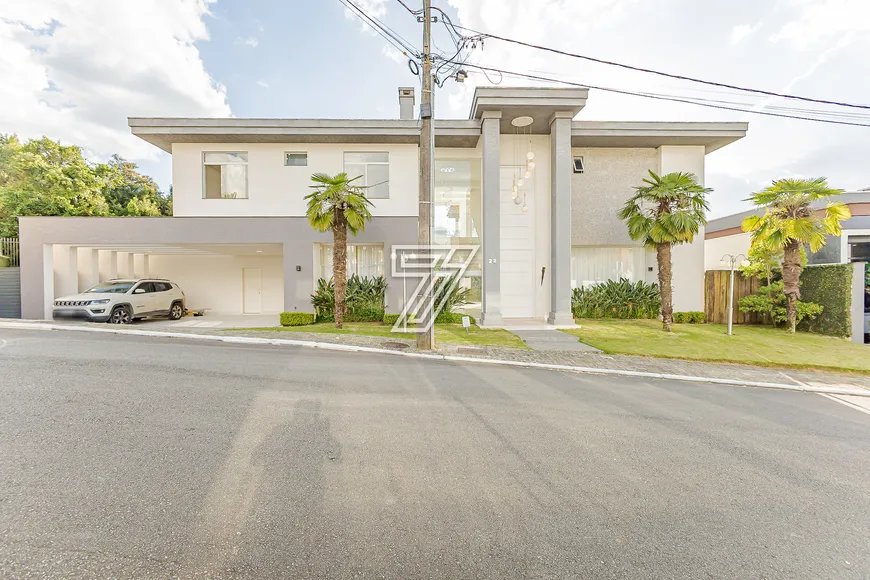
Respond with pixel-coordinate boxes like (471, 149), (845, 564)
(1, 328), (868, 579)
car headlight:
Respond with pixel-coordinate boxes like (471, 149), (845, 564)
(88, 299), (111, 305)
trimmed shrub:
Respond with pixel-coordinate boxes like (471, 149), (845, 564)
(280, 312), (316, 326)
(383, 313), (400, 325)
(0, 255), (9, 268)
(572, 278), (660, 319)
(673, 311), (706, 324)
(798, 263), (853, 337)
(435, 312), (475, 324)
(345, 308), (385, 322)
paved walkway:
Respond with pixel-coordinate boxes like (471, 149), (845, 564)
(510, 329), (601, 352)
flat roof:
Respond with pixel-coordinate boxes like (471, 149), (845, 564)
(571, 121), (748, 153)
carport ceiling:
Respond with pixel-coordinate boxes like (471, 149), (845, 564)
(80, 243), (283, 256)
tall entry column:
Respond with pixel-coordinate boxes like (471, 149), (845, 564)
(548, 112), (575, 325)
(479, 111), (503, 327)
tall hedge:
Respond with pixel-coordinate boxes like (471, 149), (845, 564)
(797, 263), (853, 337)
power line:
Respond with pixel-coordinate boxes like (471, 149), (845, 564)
(340, 0), (420, 57)
(450, 23), (870, 111)
(462, 64), (870, 128)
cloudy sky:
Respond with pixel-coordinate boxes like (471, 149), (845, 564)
(1, 0), (868, 218)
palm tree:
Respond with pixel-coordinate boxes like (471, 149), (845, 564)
(742, 178), (849, 333)
(618, 171), (711, 332)
(305, 173), (374, 328)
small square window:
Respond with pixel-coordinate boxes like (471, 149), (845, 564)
(285, 152), (307, 167)
(573, 157), (585, 174)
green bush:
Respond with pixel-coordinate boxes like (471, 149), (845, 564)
(280, 312), (316, 326)
(673, 311), (706, 324)
(798, 264), (853, 337)
(383, 313), (400, 325)
(572, 278), (660, 319)
(739, 280), (823, 327)
(310, 275), (387, 321)
(0, 255), (9, 268)
(345, 308), (385, 322)
(435, 312), (475, 324)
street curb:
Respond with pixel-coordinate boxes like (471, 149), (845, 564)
(2, 321), (869, 398)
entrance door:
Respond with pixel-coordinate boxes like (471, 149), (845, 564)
(499, 167), (536, 318)
(242, 268), (262, 314)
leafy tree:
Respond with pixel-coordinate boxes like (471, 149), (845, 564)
(738, 280), (823, 327)
(0, 136), (108, 236)
(618, 171), (711, 331)
(95, 154), (171, 216)
(125, 197), (162, 216)
(304, 173), (373, 328)
(742, 178), (850, 332)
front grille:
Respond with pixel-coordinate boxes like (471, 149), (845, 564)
(55, 301), (88, 307)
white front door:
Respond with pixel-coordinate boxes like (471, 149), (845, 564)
(242, 268), (262, 314)
(499, 167), (536, 318)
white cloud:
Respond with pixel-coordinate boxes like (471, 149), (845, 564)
(730, 22), (761, 44)
(0, 0), (230, 162)
(772, 0), (870, 47)
(344, 0), (389, 32)
(381, 44), (405, 64)
(256, 80), (269, 88)
(236, 36), (259, 48)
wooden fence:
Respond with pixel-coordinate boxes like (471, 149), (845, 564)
(704, 270), (762, 324)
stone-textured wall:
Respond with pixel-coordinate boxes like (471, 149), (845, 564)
(570, 147), (658, 246)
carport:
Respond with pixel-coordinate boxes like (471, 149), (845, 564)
(48, 243), (284, 318)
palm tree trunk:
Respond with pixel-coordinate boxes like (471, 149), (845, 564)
(782, 240), (801, 333)
(657, 242), (673, 332)
(333, 210), (348, 329)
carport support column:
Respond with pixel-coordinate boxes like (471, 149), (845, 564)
(58, 245), (78, 298)
(120, 252), (135, 278)
(548, 112), (575, 326)
(480, 111), (503, 327)
(42, 245), (54, 319)
(82, 249), (100, 292)
(142, 255), (150, 278)
(105, 251), (118, 280)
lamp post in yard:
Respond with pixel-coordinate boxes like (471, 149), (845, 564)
(721, 253), (748, 336)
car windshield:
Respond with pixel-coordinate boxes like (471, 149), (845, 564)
(85, 281), (135, 294)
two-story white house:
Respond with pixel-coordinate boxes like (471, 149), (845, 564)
(18, 86), (747, 326)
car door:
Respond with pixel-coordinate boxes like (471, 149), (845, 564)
(152, 282), (172, 313)
(130, 282), (156, 315)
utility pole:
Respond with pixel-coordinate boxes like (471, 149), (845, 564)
(417, 0), (434, 349)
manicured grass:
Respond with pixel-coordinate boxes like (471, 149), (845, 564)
(232, 321), (528, 349)
(564, 319), (870, 373)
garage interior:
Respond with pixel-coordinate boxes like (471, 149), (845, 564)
(47, 243), (284, 318)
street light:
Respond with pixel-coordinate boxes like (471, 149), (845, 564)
(721, 253), (748, 336)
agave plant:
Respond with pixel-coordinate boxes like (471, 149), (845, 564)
(572, 278), (661, 319)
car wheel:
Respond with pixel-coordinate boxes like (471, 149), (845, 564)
(109, 305), (132, 324)
(169, 302), (184, 320)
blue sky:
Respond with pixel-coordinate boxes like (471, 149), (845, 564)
(2, 0), (869, 218)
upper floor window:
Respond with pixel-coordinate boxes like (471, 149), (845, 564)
(344, 152), (389, 198)
(319, 244), (384, 280)
(203, 152), (248, 199)
(285, 152), (308, 167)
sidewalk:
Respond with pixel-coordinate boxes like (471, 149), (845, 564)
(4, 320), (869, 394)
(177, 327), (870, 392)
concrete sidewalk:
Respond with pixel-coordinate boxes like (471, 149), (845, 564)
(3, 320), (869, 395)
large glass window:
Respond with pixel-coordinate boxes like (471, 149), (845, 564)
(344, 152), (389, 198)
(571, 247), (646, 288)
(203, 152), (248, 199)
(319, 244), (384, 280)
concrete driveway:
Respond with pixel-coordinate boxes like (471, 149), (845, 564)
(1, 328), (868, 579)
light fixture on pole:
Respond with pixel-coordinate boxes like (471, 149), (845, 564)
(510, 116), (534, 212)
(721, 253), (748, 336)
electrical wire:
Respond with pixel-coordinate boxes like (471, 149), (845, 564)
(339, 0), (420, 57)
(462, 64), (870, 128)
(450, 23), (870, 111)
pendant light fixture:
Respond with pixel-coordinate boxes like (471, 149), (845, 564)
(510, 115), (535, 213)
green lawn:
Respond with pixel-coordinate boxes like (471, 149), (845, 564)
(233, 322), (528, 349)
(564, 319), (870, 373)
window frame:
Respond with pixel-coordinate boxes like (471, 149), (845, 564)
(284, 152), (308, 167)
(343, 151), (390, 199)
(202, 151), (249, 200)
(318, 243), (385, 280)
(572, 156), (585, 174)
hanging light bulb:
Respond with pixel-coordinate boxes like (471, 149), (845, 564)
(517, 178), (524, 187)
(513, 196), (522, 205)
(524, 169), (531, 179)
(527, 151), (535, 161)
(521, 203), (528, 213)
(528, 160), (535, 170)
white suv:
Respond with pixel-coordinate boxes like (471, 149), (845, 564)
(53, 279), (186, 324)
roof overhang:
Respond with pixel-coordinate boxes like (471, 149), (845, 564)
(128, 118), (482, 152)
(469, 87), (589, 133)
(571, 121), (748, 153)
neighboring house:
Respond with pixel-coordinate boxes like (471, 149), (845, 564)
(19, 87), (747, 326)
(705, 190), (870, 270)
